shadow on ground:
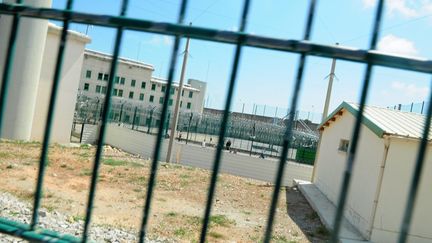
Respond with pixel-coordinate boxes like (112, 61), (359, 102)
(286, 186), (330, 243)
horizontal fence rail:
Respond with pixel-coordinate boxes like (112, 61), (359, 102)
(1, 4), (432, 73)
(0, 0), (431, 243)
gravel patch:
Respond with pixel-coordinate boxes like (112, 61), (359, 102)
(0, 192), (172, 243)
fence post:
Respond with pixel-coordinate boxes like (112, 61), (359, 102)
(421, 101), (425, 114)
(79, 123), (85, 143)
(186, 112), (193, 144)
(118, 102), (124, 125)
(147, 108), (154, 134)
(132, 106), (137, 130)
(165, 112), (171, 137)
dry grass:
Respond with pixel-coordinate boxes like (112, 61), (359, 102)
(0, 140), (327, 242)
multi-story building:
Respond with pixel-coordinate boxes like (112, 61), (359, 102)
(78, 50), (207, 114)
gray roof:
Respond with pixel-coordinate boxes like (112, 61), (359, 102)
(320, 102), (429, 140)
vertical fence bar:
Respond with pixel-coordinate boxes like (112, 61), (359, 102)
(398, 79), (432, 242)
(30, 0), (74, 229)
(82, 0), (129, 241)
(138, 0), (189, 241)
(263, 1), (317, 242)
(199, 1), (251, 242)
(331, 0), (385, 242)
(0, 0), (22, 137)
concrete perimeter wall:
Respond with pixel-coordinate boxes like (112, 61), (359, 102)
(105, 124), (312, 186)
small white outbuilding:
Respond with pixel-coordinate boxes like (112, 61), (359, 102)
(313, 101), (432, 243)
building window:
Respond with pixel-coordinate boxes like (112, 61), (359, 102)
(103, 73), (109, 81)
(102, 86), (107, 94)
(182, 90), (184, 96)
(151, 84), (156, 91)
(131, 79), (136, 87)
(338, 139), (350, 152)
(118, 89), (123, 97)
(141, 82), (146, 89)
(161, 85), (166, 92)
(149, 95), (154, 102)
(139, 93), (144, 101)
(168, 99), (173, 106)
(84, 83), (90, 91)
(189, 91), (193, 98)
(187, 102), (191, 109)
(180, 101), (183, 107)
(170, 88), (175, 95)
(113, 88), (118, 96)
(98, 72), (103, 80)
(95, 85), (101, 93)
(129, 91), (134, 99)
(115, 76), (120, 84)
(120, 77), (125, 85)
(86, 70), (92, 79)
(159, 97), (164, 104)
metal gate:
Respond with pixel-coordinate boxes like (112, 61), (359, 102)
(0, 0), (431, 242)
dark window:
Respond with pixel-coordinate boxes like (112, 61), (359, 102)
(84, 83), (90, 91)
(170, 88), (175, 95)
(95, 85), (101, 93)
(338, 139), (350, 152)
(86, 70), (91, 78)
(149, 95), (154, 102)
(139, 93), (144, 101)
(168, 99), (173, 106)
(141, 82), (146, 89)
(189, 91), (193, 98)
(120, 77), (125, 85)
(182, 90), (184, 96)
(159, 97), (164, 104)
(118, 89), (123, 97)
(180, 101), (183, 107)
(115, 76), (120, 84)
(98, 73), (103, 80)
(103, 73), (109, 81)
(129, 91), (134, 99)
(113, 88), (118, 96)
(187, 102), (191, 109)
(161, 85), (166, 92)
(131, 79), (136, 87)
(151, 83), (156, 91)
(101, 86), (107, 94)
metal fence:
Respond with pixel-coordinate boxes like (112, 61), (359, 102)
(74, 96), (319, 162)
(0, 0), (431, 242)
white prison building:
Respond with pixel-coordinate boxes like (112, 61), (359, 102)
(78, 50), (207, 114)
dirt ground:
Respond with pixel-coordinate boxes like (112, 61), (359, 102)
(0, 140), (328, 242)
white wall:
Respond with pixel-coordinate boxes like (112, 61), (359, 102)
(314, 110), (384, 239)
(371, 138), (432, 243)
(104, 124), (312, 186)
(0, 0), (51, 140)
(31, 25), (90, 143)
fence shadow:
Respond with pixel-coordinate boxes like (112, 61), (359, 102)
(285, 186), (330, 242)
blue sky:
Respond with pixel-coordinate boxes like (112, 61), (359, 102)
(52, 0), (432, 122)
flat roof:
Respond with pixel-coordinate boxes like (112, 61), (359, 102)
(320, 101), (430, 140)
(84, 49), (154, 71)
(151, 77), (200, 92)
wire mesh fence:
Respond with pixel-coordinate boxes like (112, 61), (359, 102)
(74, 96), (319, 164)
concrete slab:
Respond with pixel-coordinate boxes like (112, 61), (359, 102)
(294, 179), (369, 243)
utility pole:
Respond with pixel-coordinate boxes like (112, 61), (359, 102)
(166, 27), (191, 162)
(321, 43), (338, 122)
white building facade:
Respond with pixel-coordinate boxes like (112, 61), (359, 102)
(78, 50), (207, 114)
(313, 102), (432, 243)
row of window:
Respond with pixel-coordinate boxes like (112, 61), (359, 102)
(83, 83), (192, 109)
(86, 70), (194, 97)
